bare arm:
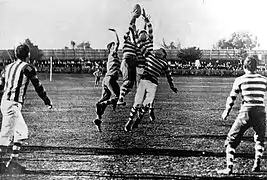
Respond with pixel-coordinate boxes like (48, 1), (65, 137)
(108, 28), (120, 52)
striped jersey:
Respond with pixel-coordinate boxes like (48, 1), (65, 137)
(136, 21), (153, 69)
(226, 73), (267, 111)
(122, 32), (137, 59)
(105, 51), (121, 78)
(0, 59), (51, 105)
(141, 51), (174, 86)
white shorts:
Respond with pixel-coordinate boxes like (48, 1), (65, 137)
(0, 100), (28, 146)
(133, 79), (157, 108)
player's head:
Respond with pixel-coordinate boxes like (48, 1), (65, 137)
(156, 48), (167, 60)
(15, 44), (30, 61)
(138, 30), (147, 42)
(243, 55), (257, 73)
(107, 42), (115, 53)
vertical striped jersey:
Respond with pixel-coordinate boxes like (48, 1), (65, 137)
(105, 51), (121, 78)
(226, 73), (267, 111)
(0, 59), (51, 105)
(141, 51), (174, 86)
(136, 21), (153, 69)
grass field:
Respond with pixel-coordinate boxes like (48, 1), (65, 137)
(1, 73), (267, 179)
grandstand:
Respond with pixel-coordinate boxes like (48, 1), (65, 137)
(0, 48), (266, 70)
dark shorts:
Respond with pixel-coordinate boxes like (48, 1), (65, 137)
(98, 76), (120, 103)
(120, 56), (136, 82)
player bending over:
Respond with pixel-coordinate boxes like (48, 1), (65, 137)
(217, 55), (267, 174)
(0, 44), (52, 174)
(94, 29), (121, 132)
(124, 48), (177, 132)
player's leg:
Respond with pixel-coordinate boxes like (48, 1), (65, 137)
(217, 111), (250, 174)
(96, 76), (100, 86)
(251, 109), (266, 172)
(0, 102), (11, 174)
(118, 56), (136, 106)
(0, 101), (27, 173)
(143, 80), (157, 121)
(135, 67), (144, 88)
(94, 77), (111, 132)
(125, 79), (146, 132)
(118, 59), (129, 106)
(100, 76), (120, 111)
(6, 103), (28, 173)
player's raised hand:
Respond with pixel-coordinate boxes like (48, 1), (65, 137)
(108, 28), (116, 32)
(221, 109), (229, 120)
(142, 8), (146, 18)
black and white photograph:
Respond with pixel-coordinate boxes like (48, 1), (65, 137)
(1, 0), (267, 179)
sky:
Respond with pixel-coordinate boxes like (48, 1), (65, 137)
(0, 0), (267, 49)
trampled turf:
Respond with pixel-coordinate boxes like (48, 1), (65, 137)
(1, 73), (267, 179)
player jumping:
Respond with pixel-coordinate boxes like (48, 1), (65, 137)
(124, 48), (178, 132)
(0, 44), (52, 174)
(135, 8), (153, 87)
(117, 16), (138, 106)
(217, 55), (267, 174)
(94, 29), (121, 132)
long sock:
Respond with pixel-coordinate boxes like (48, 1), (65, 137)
(138, 107), (147, 120)
(10, 142), (22, 161)
(254, 141), (264, 165)
(226, 145), (235, 168)
(0, 146), (7, 163)
(119, 87), (131, 100)
(129, 106), (138, 121)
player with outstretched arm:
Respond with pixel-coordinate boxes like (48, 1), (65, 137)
(94, 28), (121, 132)
(0, 44), (52, 174)
(217, 55), (267, 174)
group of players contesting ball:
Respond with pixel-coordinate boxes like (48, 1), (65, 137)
(0, 3), (266, 176)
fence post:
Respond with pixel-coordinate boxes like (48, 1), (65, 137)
(50, 56), (53, 81)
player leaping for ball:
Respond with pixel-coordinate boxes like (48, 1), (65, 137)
(217, 55), (267, 174)
(0, 44), (52, 174)
(94, 28), (121, 132)
(117, 13), (139, 106)
(124, 47), (178, 132)
(135, 8), (154, 86)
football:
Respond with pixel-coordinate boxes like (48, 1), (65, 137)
(132, 4), (142, 18)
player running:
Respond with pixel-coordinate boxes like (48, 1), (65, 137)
(217, 55), (267, 174)
(124, 48), (178, 132)
(94, 28), (121, 132)
(0, 44), (52, 174)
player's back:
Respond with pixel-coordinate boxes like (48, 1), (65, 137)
(143, 53), (168, 85)
(237, 73), (267, 108)
(2, 60), (30, 103)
